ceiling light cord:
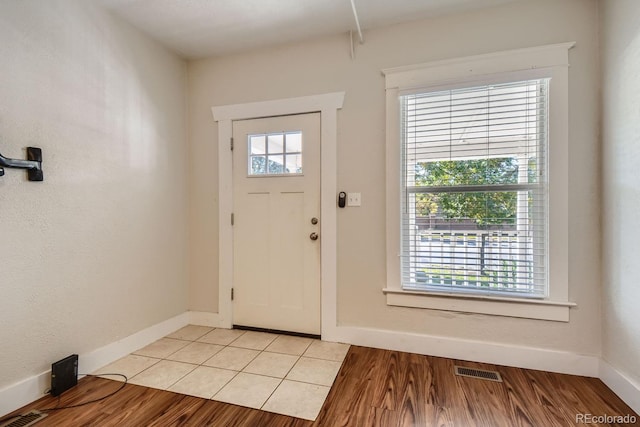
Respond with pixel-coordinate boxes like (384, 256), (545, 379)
(349, 0), (364, 44)
(350, 30), (355, 59)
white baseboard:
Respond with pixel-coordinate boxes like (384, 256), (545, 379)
(599, 360), (640, 414)
(325, 325), (600, 377)
(0, 312), (189, 418)
(0, 371), (51, 420)
(78, 312), (190, 376)
(188, 311), (222, 327)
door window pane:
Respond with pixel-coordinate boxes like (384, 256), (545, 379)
(285, 154), (303, 174)
(267, 155), (285, 174)
(267, 134), (284, 154)
(250, 156), (266, 174)
(250, 135), (266, 155)
(286, 132), (302, 152)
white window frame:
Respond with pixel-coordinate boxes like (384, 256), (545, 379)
(383, 43), (576, 322)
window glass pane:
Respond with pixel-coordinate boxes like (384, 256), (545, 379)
(527, 157), (539, 184)
(268, 134), (284, 154)
(267, 154), (285, 174)
(414, 191), (517, 227)
(285, 154), (303, 174)
(286, 132), (302, 153)
(414, 158), (519, 187)
(251, 156), (266, 174)
(250, 135), (266, 155)
(407, 190), (541, 294)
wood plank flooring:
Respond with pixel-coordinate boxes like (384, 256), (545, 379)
(4, 346), (638, 426)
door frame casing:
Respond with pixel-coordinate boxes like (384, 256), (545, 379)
(211, 92), (345, 338)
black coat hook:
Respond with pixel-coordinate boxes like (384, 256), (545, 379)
(0, 147), (43, 181)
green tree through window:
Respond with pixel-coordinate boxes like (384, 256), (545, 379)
(414, 158), (519, 227)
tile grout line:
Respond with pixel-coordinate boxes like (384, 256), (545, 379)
(167, 334), (208, 388)
(136, 329), (211, 390)
(166, 327), (224, 394)
(122, 355), (163, 383)
(204, 330), (245, 400)
(259, 352), (306, 411)
(209, 369), (241, 401)
(162, 362), (199, 393)
(174, 329), (271, 402)
(255, 337), (317, 411)
(296, 354), (349, 363)
(202, 332), (295, 409)
(166, 329), (240, 395)
(211, 332), (281, 407)
(258, 377), (285, 411)
(169, 331), (243, 400)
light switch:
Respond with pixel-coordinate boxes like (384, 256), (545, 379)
(347, 192), (361, 207)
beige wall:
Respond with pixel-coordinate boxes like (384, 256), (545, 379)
(600, 0), (640, 385)
(189, 0), (601, 355)
(0, 0), (188, 389)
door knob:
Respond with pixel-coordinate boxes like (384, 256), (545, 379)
(310, 232), (319, 241)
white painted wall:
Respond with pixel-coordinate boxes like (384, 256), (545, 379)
(189, 0), (601, 355)
(600, 0), (640, 389)
(0, 0), (188, 391)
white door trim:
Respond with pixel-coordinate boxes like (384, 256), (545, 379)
(211, 92), (345, 337)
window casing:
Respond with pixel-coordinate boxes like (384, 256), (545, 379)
(383, 43), (575, 321)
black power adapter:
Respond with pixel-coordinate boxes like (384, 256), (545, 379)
(50, 354), (78, 397)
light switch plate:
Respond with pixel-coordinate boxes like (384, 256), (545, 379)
(347, 192), (361, 206)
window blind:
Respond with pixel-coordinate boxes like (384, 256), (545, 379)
(401, 79), (548, 298)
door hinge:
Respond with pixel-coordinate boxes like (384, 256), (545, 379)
(231, 213), (234, 225)
(230, 137), (234, 151)
(231, 288), (234, 301)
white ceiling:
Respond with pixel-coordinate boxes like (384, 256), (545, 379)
(98, 0), (525, 59)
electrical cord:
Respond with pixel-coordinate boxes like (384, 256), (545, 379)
(0, 373), (128, 425)
(40, 373), (128, 411)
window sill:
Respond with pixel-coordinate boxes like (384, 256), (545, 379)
(382, 288), (575, 322)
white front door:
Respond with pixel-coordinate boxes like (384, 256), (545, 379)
(232, 113), (321, 335)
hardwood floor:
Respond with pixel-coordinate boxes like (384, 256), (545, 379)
(4, 346), (637, 426)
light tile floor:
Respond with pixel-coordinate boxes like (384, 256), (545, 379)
(93, 325), (350, 421)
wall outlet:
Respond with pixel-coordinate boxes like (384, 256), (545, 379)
(347, 192), (361, 206)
